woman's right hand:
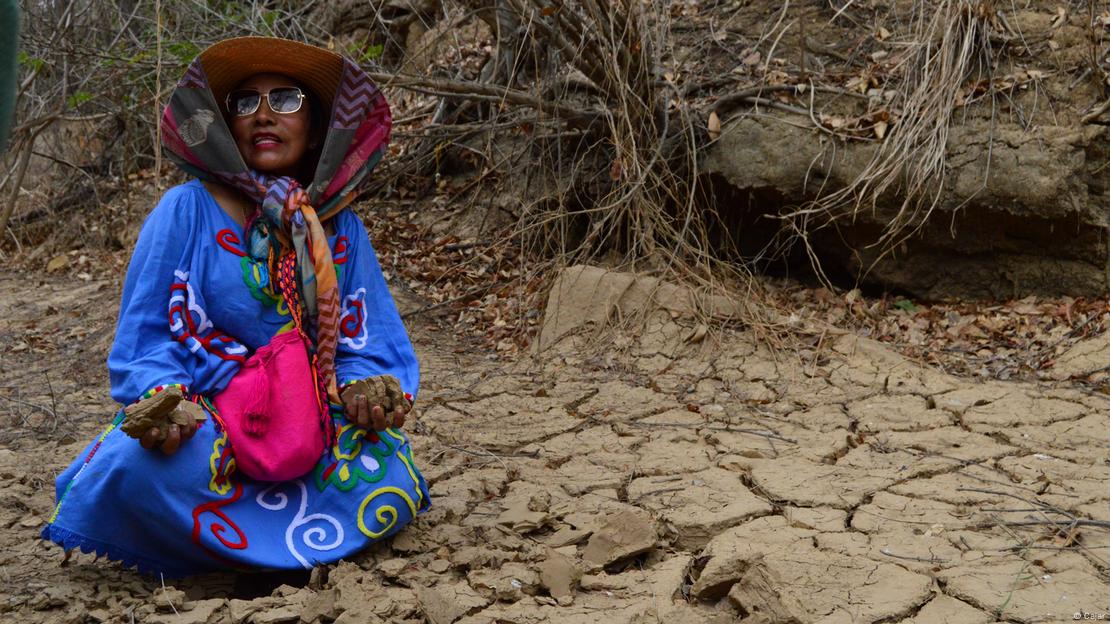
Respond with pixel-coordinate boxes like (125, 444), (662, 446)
(122, 389), (207, 455)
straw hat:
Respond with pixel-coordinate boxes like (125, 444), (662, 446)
(197, 37), (345, 115)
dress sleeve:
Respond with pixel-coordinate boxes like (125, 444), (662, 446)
(333, 209), (420, 400)
(107, 185), (201, 404)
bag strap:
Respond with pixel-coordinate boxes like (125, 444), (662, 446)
(277, 251), (335, 448)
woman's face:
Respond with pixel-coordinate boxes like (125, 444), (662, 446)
(228, 74), (312, 178)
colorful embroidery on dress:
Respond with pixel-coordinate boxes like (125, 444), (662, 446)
(240, 257), (281, 307)
(314, 421), (392, 492)
(191, 482), (249, 567)
(333, 237), (349, 264)
(257, 480), (345, 569)
(190, 411), (426, 569)
(169, 270), (249, 363)
(333, 236), (349, 283)
(140, 383), (188, 401)
(216, 229), (247, 257)
(208, 430), (236, 496)
(217, 228), (285, 309)
(385, 428), (428, 511)
(358, 486), (418, 539)
(338, 288), (368, 350)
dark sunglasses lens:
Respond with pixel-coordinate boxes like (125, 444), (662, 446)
(268, 88), (302, 113)
(230, 91), (260, 116)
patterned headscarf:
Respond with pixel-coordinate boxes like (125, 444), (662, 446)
(160, 45), (391, 403)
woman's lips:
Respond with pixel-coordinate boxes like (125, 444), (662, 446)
(252, 133), (282, 150)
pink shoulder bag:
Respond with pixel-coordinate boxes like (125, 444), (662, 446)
(212, 330), (328, 481)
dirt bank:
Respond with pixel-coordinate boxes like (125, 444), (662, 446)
(708, 115), (1110, 299)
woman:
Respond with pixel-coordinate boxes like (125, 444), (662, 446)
(41, 37), (430, 577)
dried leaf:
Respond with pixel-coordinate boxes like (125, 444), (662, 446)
(707, 111), (721, 140)
(46, 255), (69, 273)
(847, 75), (869, 93)
(873, 120), (889, 140)
(686, 324), (708, 344)
(1051, 6), (1067, 28)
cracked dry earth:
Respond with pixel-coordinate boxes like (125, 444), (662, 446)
(2, 270), (1109, 624)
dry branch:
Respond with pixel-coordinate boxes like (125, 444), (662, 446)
(368, 71), (592, 118)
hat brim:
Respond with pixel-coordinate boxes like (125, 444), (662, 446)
(198, 37), (344, 117)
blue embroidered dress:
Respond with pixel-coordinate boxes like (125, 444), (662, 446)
(42, 180), (430, 576)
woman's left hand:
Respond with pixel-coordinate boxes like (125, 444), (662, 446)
(341, 375), (410, 431)
(344, 396), (407, 431)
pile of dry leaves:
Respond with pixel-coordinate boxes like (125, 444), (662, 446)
(364, 208), (546, 355)
(771, 284), (1110, 382)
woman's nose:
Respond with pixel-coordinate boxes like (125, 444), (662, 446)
(252, 97), (276, 122)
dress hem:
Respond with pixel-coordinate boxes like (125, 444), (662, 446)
(40, 522), (200, 578)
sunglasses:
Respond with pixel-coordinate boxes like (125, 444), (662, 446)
(225, 87), (306, 117)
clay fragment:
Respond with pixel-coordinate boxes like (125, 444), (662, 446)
(582, 509), (656, 566)
(120, 387), (206, 441)
(152, 586), (186, 612)
(144, 598), (227, 624)
(300, 589), (340, 623)
(539, 549), (579, 599)
(415, 582), (489, 624)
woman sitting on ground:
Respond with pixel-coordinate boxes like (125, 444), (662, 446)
(42, 37), (430, 576)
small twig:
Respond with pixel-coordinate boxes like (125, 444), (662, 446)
(443, 444), (510, 471)
(635, 486), (686, 497)
(45, 374), (58, 433)
(829, 0), (858, 23)
(990, 519), (1110, 529)
(630, 420), (798, 443)
(995, 560), (1033, 618)
(1081, 98), (1110, 124)
(955, 487), (1076, 511)
(0, 394), (56, 419)
(979, 507), (1066, 513)
(159, 573), (178, 616)
(879, 548), (949, 563)
(1069, 67), (1093, 90)
(443, 240), (492, 252)
(445, 444), (538, 459)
